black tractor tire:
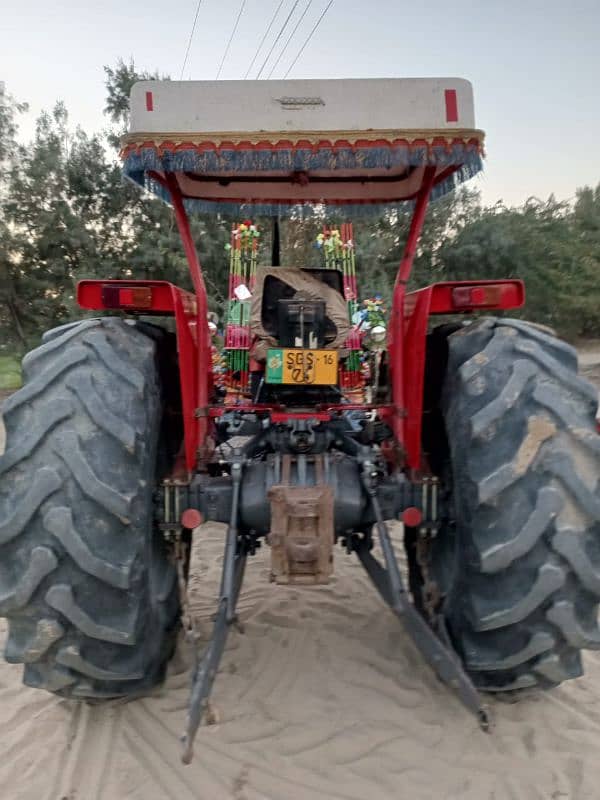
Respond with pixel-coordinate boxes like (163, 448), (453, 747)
(0, 318), (180, 698)
(429, 317), (600, 692)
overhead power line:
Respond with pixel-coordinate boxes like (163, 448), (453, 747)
(267, 0), (313, 79)
(244, 0), (286, 79)
(179, 0), (204, 79)
(256, 0), (300, 79)
(283, 0), (334, 78)
(216, 0), (248, 80)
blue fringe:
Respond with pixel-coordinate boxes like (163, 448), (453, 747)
(123, 144), (483, 218)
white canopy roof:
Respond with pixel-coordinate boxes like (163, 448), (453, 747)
(121, 78), (484, 216)
(128, 78), (476, 134)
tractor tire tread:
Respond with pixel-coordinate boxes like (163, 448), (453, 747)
(0, 318), (179, 697)
(437, 317), (600, 691)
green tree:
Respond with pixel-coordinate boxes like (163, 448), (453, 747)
(2, 102), (145, 343)
(0, 88), (28, 345)
(570, 184), (600, 336)
(434, 193), (600, 337)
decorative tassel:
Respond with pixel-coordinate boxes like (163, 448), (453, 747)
(124, 143), (483, 219)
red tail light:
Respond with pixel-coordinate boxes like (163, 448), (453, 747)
(101, 285), (153, 309)
(451, 283), (522, 310)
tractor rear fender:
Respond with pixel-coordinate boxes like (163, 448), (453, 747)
(77, 279), (204, 473)
(403, 279), (524, 470)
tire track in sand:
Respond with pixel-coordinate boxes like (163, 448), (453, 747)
(47, 701), (123, 800)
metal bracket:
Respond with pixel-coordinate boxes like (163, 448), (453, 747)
(180, 452), (247, 764)
(419, 475), (440, 535)
(160, 482), (184, 537)
(356, 456), (491, 732)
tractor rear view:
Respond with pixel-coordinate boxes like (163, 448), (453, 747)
(1, 78), (598, 764)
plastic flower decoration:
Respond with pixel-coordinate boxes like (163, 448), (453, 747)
(315, 228), (343, 251)
(353, 295), (387, 332)
(226, 221), (260, 250)
(363, 296), (387, 329)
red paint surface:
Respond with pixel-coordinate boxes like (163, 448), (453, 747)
(388, 166), (437, 452)
(401, 279), (525, 469)
(145, 91), (154, 111)
(402, 286), (433, 470)
(208, 405), (394, 419)
(158, 173), (213, 467)
(444, 89), (458, 122)
(424, 280), (525, 314)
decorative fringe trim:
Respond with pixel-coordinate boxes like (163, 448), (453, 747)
(122, 140), (483, 218)
(123, 138), (483, 176)
(121, 128), (485, 151)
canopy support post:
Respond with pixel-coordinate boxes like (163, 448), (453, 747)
(389, 166), (436, 450)
(155, 172), (211, 465)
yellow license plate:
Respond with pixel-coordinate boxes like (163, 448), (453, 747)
(266, 348), (339, 385)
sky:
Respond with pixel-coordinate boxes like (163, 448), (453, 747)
(1, 0), (599, 207)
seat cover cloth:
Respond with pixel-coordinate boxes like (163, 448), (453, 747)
(249, 266), (351, 361)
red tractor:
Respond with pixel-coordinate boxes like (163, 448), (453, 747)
(1, 78), (599, 764)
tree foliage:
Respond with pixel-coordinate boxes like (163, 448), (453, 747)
(0, 65), (232, 348)
(1, 65), (599, 352)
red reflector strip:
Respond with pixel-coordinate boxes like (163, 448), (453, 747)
(452, 285), (503, 308)
(101, 285), (153, 309)
(445, 89), (458, 122)
(119, 288), (134, 305)
(120, 287), (153, 308)
(145, 91), (154, 111)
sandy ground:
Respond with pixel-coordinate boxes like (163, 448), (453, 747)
(0, 350), (599, 800)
